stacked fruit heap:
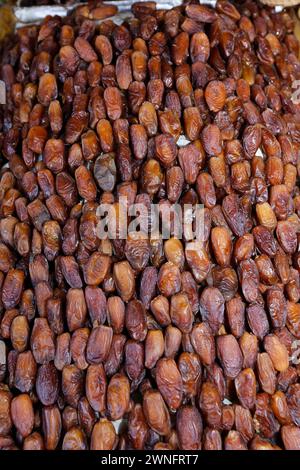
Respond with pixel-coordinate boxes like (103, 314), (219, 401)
(0, 0), (300, 450)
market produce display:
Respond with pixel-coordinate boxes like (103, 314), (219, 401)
(0, 0), (300, 450)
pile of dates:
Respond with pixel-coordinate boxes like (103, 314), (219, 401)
(0, 0), (300, 450)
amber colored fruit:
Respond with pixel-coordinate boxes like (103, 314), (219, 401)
(216, 334), (243, 378)
(107, 373), (130, 420)
(257, 353), (276, 395)
(204, 80), (226, 112)
(91, 419), (117, 450)
(200, 287), (224, 334)
(199, 381), (222, 429)
(156, 358), (183, 411)
(176, 406), (202, 450)
(86, 326), (113, 365)
(113, 261), (135, 302)
(281, 425), (300, 450)
(145, 330), (164, 369)
(264, 335), (289, 372)
(11, 394), (34, 438)
(170, 292), (193, 334)
(191, 322), (215, 366)
(0, 390), (12, 436)
(42, 405), (62, 450)
(143, 390), (171, 436)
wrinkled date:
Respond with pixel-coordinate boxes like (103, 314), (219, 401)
(0, 0), (300, 452)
